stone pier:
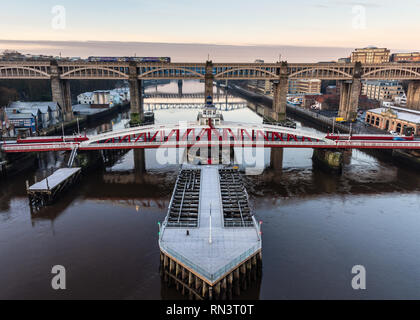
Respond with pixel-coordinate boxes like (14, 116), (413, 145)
(312, 149), (343, 173)
(270, 148), (284, 172)
(338, 62), (362, 121)
(407, 81), (420, 111)
(271, 62), (288, 122)
(178, 80), (183, 96)
(205, 61), (214, 103)
(129, 62), (144, 124)
(50, 61), (73, 121)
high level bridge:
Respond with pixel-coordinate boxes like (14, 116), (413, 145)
(2, 60), (420, 122)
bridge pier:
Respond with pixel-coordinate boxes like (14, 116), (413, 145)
(178, 80), (183, 96)
(407, 81), (420, 111)
(205, 61), (214, 103)
(134, 149), (146, 178)
(270, 148), (283, 172)
(338, 62), (362, 121)
(312, 149), (343, 173)
(51, 61), (73, 121)
(129, 62), (144, 124)
(271, 62), (288, 122)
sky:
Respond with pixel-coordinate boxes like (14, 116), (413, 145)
(0, 0), (419, 62)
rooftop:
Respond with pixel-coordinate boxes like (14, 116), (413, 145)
(6, 113), (36, 119)
(8, 101), (61, 113)
(368, 106), (420, 124)
(73, 104), (107, 115)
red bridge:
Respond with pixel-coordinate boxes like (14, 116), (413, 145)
(2, 122), (420, 153)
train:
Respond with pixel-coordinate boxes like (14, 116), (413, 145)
(87, 56), (171, 63)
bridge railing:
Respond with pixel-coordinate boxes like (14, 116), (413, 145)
(1, 142), (78, 152)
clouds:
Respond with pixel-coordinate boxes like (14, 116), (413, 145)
(0, 0), (418, 50)
(311, 0), (386, 8)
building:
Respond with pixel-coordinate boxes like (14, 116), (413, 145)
(77, 92), (94, 105)
(362, 81), (404, 102)
(391, 52), (420, 63)
(338, 57), (351, 63)
(326, 85), (339, 95)
(110, 87), (130, 105)
(289, 79), (322, 95)
(303, 94), (340, 110)
(92, 91), (111, 106)
(365, 106), (420, 135)
(6, 102), (63, 130)
(359, 95), (381, 110)
(6, 113), (37, 135)
(351, 47), (390, 64)
(394, 93), (407, 107)
(77, 87), (130, 107)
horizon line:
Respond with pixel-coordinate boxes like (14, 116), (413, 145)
(0, 39), (418, 52)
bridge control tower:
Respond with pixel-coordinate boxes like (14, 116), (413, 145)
(197, 105), (224, 126)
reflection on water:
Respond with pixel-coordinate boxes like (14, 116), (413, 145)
(1, 81), (420, 299)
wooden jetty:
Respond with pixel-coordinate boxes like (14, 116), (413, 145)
(27, 168), (81, 209)
(159, 165), (262, 300)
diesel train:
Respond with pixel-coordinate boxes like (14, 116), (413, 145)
(87, 56), (171, 63)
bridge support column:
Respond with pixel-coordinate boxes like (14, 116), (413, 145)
(205, 61), (214, 103)
(407, 81), (420, 111)
(338, 62), (362, 121)
(129, 62), (144, 125)
(134, 149), (146, 178)
(270, 148), (283, 172)
(272, 62), (288, 122)
(51, 61), (73, 121)
(178, 80), (183, 96)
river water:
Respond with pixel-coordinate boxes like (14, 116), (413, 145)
(1, 81), (420, 300)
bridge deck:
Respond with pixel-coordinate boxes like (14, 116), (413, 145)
(2, 123), (420, 153)
(159, 165), (261, 284)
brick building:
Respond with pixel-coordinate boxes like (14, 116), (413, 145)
(366, 106), (420, 135)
